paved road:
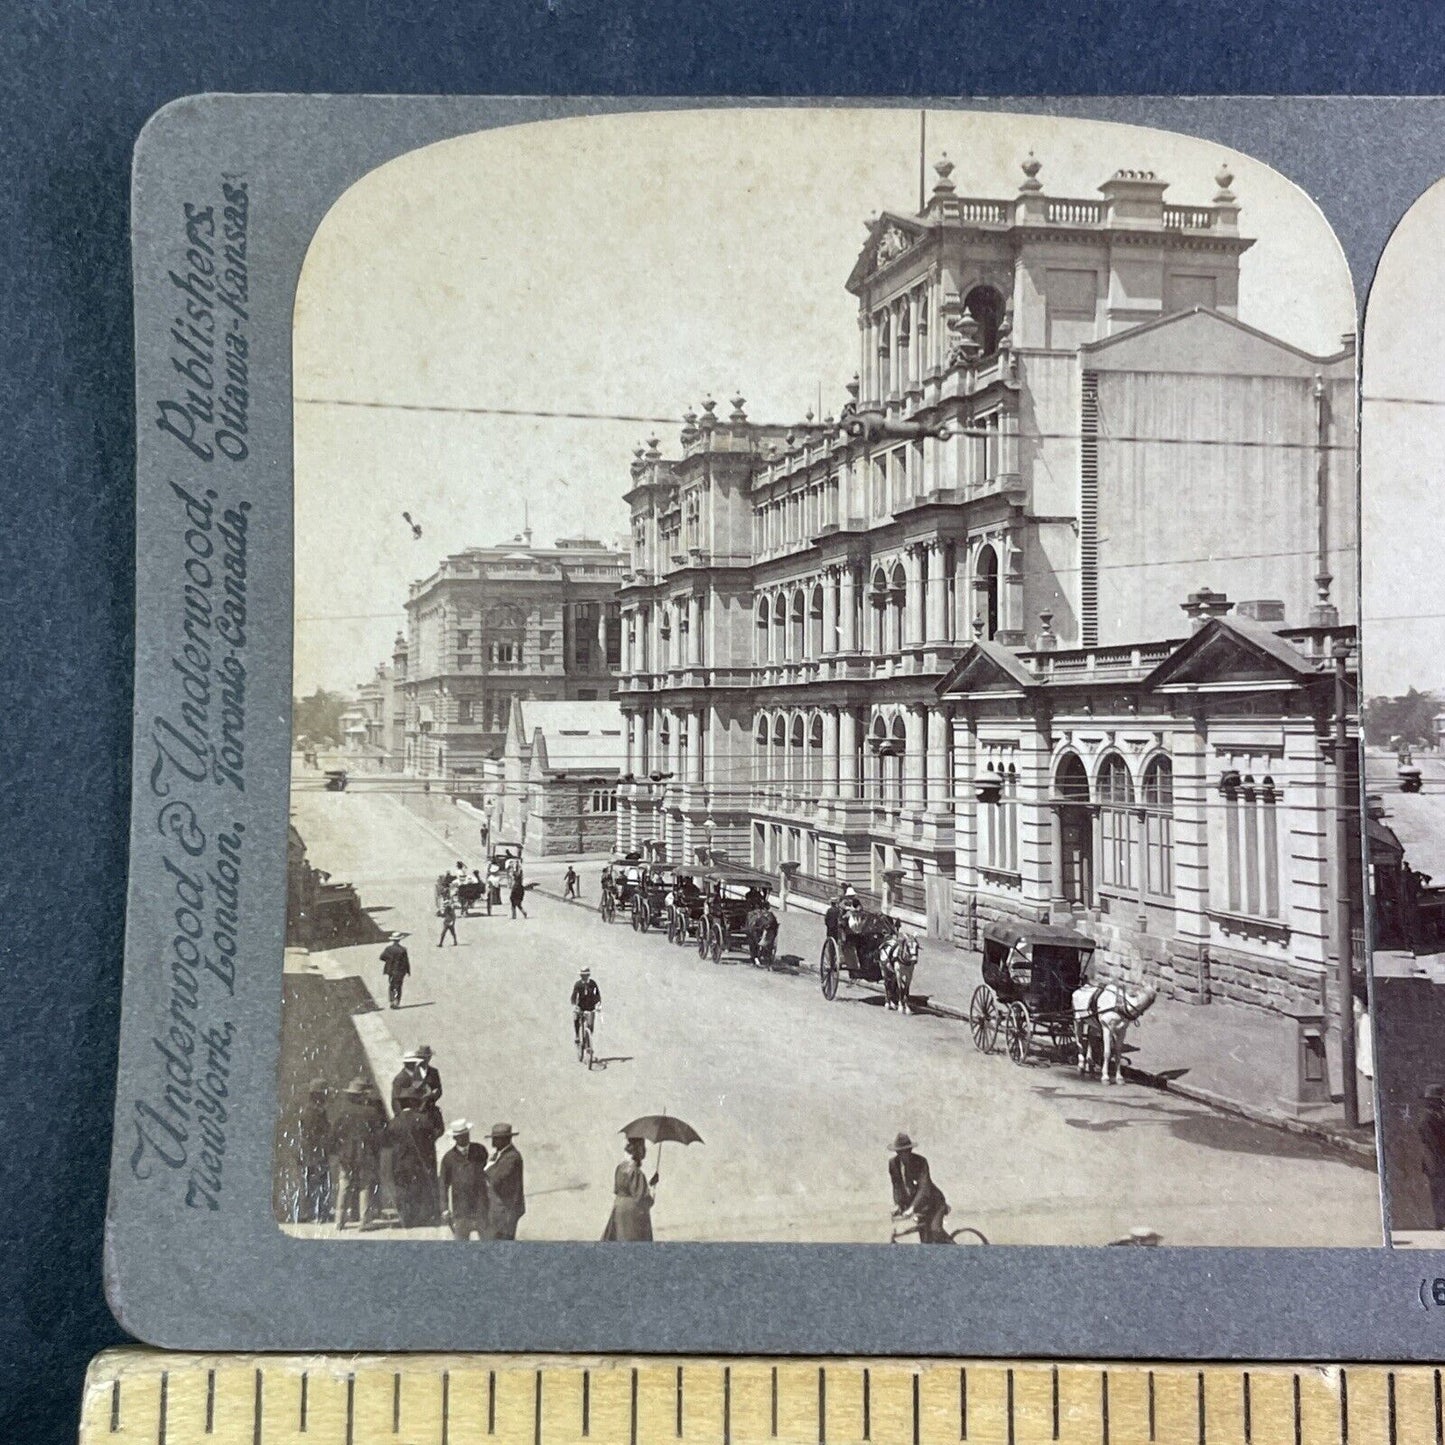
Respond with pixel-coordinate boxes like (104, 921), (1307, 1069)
(289, 789), (1382, 1246)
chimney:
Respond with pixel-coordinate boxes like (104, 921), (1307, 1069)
(1181, 586), (1234, 633)
(1236, 599), (1285, 624)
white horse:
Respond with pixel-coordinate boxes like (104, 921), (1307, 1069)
(880, 930), (920, 1013)
(1072, 982), (1157, 1083)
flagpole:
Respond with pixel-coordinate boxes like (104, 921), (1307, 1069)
(919, 109), (926, 210)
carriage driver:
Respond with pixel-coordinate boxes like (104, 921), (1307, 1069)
(571, 968), (602, 1043)
(888, 1132), (951, 1243)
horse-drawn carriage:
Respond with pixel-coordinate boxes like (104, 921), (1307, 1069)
(697, 873), (777, 966)
(599, 854), (647, 924)
(818, 898), (919, 1011)
(323, 769), (348, 792)
(664, 869), (709, 945)
(630, 864), (677, 932)
(968, 921), (1097, 1065)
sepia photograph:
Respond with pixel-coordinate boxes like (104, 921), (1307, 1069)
(272, 106), (1379, 1246)
(1358, 173), (1445, 1246)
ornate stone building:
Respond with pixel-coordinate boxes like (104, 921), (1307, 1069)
(402, 534), (625, 780)
(615, 153), (1359, 1018)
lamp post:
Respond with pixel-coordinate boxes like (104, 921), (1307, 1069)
(702, 815), (716, 866)
(1333, 637), (1359, 1129)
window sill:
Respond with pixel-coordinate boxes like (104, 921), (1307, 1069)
(977, 866), (1023, 887)
(1207, 909), (1290, 945)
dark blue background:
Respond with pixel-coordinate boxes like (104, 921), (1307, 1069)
(6, 2), (1445, 1437)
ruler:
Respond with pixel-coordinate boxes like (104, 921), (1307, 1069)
(81, 1349), (1440, 1444)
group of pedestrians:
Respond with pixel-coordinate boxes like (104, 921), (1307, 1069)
(289, 1044), (528, 1239)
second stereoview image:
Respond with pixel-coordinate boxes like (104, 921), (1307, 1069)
(274, 107), (1378, 1247)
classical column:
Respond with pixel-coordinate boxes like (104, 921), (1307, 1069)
(840, 565), (858, 652)
(839, 707), (858, 799)
(597, 605), (609, 669)
(905, 545), (924, 647)
(903, 705), (926, 811)
(687, 709), (702, 783)
(824, 566), (840, 654)
(924, 540), (945, 642)
(688, 594), (702, 667)
(824, 706), (841, 799)
(1049, 807), (1068, 911)
(907, 290), (920, 390)
(925, 706), (949, 811)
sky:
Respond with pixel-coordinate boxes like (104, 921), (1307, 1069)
(1361, 175), (1445, 699)
(292, 106), (1356, 695)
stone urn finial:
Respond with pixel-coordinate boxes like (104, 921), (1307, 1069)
(932, 154), (956, 195)
(1020, 150), (1043, 192)
(1214, 161), (1236, 202)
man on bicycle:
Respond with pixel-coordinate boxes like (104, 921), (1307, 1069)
(888, 1131), (950, 1243)
(571, 967), (601, 1045)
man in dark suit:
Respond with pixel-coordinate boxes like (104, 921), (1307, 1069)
(888, 1132), (949, 1243)
(332, 1077), (387, 1231)
(484, 1123), (525, 1239)
(438, 1120), (490, 1241)
(381, 934), (411, 1008)
(385, 1093), (444, 1228)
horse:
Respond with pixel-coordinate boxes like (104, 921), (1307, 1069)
(745, 906), (778, 968)
(1071, 981), (1158, 1083)
(879, 928), (920, 1013)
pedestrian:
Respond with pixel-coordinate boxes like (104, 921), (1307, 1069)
(332, 1077), (386, 1232)
(888, 1132), (950, 1243)
(486, 863), (502, 915)
(483, 1123), (525, 1239)
(439, 897), (459, 946)
(1353, 981), (1374, 1125)
(381, 934), (411, 1009)
(510, 875), (528, 919)
(295, 1077), (333, 1224)
(439, 1120), (490, 1241)
(564, 866), (579, 900)
(385, 1093), (444, 1228)
(391, 1049), (444, 1137)
(601, 1137), (657, 1241)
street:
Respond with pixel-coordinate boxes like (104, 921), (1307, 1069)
(283, 788), (1382, 1246)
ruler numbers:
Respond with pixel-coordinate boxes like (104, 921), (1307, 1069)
(84, 1351), (1444, 1443)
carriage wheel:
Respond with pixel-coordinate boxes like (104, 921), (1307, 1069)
(1004, 1003), (1032, 1065)
(820, 937), (840, 1000)
(666, 910), (679, 944)
(709, 922), (725, 963)
(968, 985), (998, 1053)
(697, 920), (711, 959)
(637, 900), (651, 933)
(630, 898), (643, 932)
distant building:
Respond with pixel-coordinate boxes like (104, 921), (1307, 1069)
(500, 698), (625, 857)
(402, 534), (626, 780)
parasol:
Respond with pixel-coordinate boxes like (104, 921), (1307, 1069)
(619, 1112), (703, 1180)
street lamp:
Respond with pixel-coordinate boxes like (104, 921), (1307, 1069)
(702, 815), (716, 865)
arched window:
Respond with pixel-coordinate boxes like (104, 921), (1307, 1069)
(771, 592), (787, 663)
(808, 713), (824, 787)
(963, 284), (1006, 356)
(868, 714), (889, 802)
(1223, 768), (1281, 919)
(770, 715), (786, 798)
(1098, 754), (1135, 892)
(809, 583), (825, 657)
(1142, 756), (1174, 899)
(888, 714), (907, 809)
(974, 544), (1000, 641)
(755, 597), (771, 664)
(790, 589), (805, 661)
(870, 567), (889, 653)
(789, 714), (805, 797)
(754, 715), (769, 788)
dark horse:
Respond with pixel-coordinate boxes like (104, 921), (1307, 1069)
(745, 906), (779, 968)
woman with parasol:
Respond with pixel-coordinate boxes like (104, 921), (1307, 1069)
(601, 1113), (702, 1242)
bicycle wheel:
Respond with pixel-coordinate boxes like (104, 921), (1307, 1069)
(582, 1026), (594, 1069)
(948, 1227), (989, 1245)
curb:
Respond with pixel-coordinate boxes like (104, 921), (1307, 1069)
(533, 886), (1376, 1163)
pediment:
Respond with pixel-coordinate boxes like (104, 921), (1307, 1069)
(937, 641), (1037, 698)
(1143, 619), (1319, 692)
(846, 212), (931, 291)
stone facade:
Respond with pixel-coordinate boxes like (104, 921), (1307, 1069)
(402, 535), (625, 780)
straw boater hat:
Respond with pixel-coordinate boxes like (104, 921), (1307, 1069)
(346, 1076), (372, 1097)
(888, 1132), (916, 1152)
(449, 1119), (473, 1136)
(402, 1050), (425, 1064)
(580, 967), (591, 976)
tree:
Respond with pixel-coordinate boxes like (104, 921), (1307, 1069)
(293, 689), (351, 748)
(1362, 688), (1441, 751)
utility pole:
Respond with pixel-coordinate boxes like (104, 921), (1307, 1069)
(1334, 636), (1359, 1128)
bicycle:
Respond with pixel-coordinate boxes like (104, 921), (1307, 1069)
(888, 1207), (988, 1245)
(575, 1008), (598, 1068)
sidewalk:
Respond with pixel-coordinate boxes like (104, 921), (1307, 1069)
(531, 879), (1376, 1164)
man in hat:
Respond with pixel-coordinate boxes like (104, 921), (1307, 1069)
(1421, 1084), (1445, 1229)
(381, 933), (411, 1009)
(564, 865), (579, 900)
(438, 895), (459, 947)
(331, 1076), (387, 1231)
(888, 1132), (950, 1243)
(438, 1120), (490, 1241)
(570, 968), (602, 1046)
(509, 872), (528, 920)
(391, 1050), (444, 1134)
(483, 1123), (526, 1239)
(295, 1077), (333, 1224)
(385, 1091), (444, 1229)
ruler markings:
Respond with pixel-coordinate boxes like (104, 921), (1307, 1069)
(157, 1370), (168, 1445)
(1197, 1369), (1205, 1445)
(723, 1367), (730, 1445)
(1243, 1371), (1252, 1445)
(110, 1378), (120, 1434)
(629, 1368), (638, 1445)
(959, 1367), (967, 1441)
(818, 1366), (826, 1445)
(676, 1365), (684, 1438)
(1004, 1370), (1014, 1445)
(1341, 1367), (1349, 1445)
(1436, 1368), (1442, 1445)
(392, 1372), (401, 1435)
(534, 1369), (542, 1445)
(1148, 1370), (1156, 1443)
(582, 1370), (591, 1438)
(1050, 1366), (1059, 1442)
(345, 1373), (355, 1445)
(488, 1371), (496, 1436)
(252, 1369), (262, 1445)
(440, 1372), (449, 1445)
(1101, 1369), (1110, 1445)
(1294, 1373), (1303, 1445)
(913, 1373), (921, 1445)
(1389, 1370), (1398, 1445)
